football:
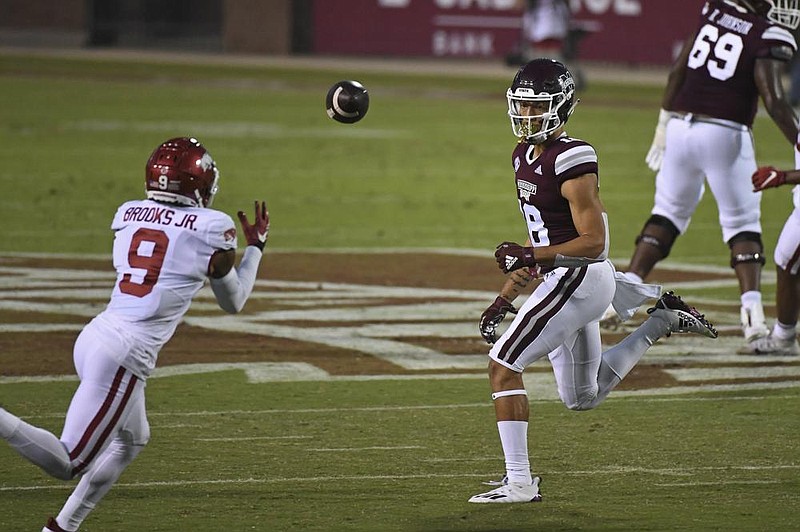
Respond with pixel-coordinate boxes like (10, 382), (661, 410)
(325, 80), (369, 124)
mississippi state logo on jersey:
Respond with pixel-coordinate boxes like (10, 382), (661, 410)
(511, 135), (598, 249)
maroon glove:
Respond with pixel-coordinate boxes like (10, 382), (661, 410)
(494, 241), (537, 274)
(237, 200), (270, 251)
(479, 296), (517, 344)
(752, 166), (786, 192)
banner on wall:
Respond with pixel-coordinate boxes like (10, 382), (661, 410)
(312, 0), (701, 66)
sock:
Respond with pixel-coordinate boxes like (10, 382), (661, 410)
(497, 421), (532, 485)
(740, 290), (762, 309)
(56, 439), (144, 531)
(773, 321), (798, 341)
(596, 317), (669, 402)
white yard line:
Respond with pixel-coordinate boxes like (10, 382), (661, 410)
(307, 446), (425, 452)
(16, 393), (800, 422)
(1, 464), (796, 493)
(196, 436), (312, 442)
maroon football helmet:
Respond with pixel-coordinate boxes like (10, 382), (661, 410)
(507, 58), (577, 144)
(145, 137), (219, 208)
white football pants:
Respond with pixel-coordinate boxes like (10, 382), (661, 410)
(489, 260), (670, 410)
(0, 318), (149, 531)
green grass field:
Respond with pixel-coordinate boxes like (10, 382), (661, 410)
(1, 51), (799, 531)
(0, 51), (795, 257)
(2, 376), (798, 531)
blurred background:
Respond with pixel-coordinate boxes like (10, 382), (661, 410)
(0, 0), (793, 260)
(0, 0), (692, 67)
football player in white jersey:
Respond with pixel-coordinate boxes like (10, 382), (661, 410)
(0, 137), (269, 531)
(749, 144), (800, 355)
(602, 0), (800, 353)
(469, 59), (719, 504)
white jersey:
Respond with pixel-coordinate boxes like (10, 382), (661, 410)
(98, 199), (237, 377)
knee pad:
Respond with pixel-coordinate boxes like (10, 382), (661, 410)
(727, 231), (765, 268)
(635, 215), (680, 259)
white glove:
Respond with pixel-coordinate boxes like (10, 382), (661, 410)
(645, 109), (671, 172)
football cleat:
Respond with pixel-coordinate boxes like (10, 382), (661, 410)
(43, 517), (69, 532)
(750, 333), (800, 356)
(468, 476), (542, 504)
(646, 291), (718, 338)
(741, 304), (770, 343)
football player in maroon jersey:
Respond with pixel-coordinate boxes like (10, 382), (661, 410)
(607, 0), (800, 352)
(470, 59), (718, 504)
(0, 138), (269, 531)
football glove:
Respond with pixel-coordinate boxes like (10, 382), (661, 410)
(751, 166), (786, 192)
(645, 108), (670, 172)
(479, 296), (517, 344)
(494, 242), (537, 274)
(237, 200), (270, 251)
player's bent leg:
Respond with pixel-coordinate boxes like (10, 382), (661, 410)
(596, 292), (717, 402)
(60, 365), (142, 478)
(727, 231), (769, 347)
(54, 436), (148, 531)
(548, 327), (601, 411)
(753, 213), (800, 356)
(627, 215), (680, 282)
(0, 409), (73, 480)
(52, 384), (149, 531)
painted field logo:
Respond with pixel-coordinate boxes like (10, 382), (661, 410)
(0, 253), (796, 397)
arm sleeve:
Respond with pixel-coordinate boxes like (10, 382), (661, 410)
(209, 246), (263, 314)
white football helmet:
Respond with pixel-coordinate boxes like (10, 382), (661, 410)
(745, 0), (800, 28)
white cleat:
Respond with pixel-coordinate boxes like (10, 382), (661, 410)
(741, 304), (769, 347)
(750, 334), (800, 356)
(468, 476), (542, 504)
(646, 291), (718, 338)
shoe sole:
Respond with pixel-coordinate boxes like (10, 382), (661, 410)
(672, 309), (718, 338)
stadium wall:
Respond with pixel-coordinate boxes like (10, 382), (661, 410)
(0, 0), (701, 65)
(312, 0), (702, 66)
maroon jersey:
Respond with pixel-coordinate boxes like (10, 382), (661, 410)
(512, 134), (598, 255)
(672, 0), (796, 127)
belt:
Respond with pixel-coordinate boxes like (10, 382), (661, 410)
(670, 112), (749, 132)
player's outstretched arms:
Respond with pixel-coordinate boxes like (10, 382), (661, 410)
(210, 201), (270, 314)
